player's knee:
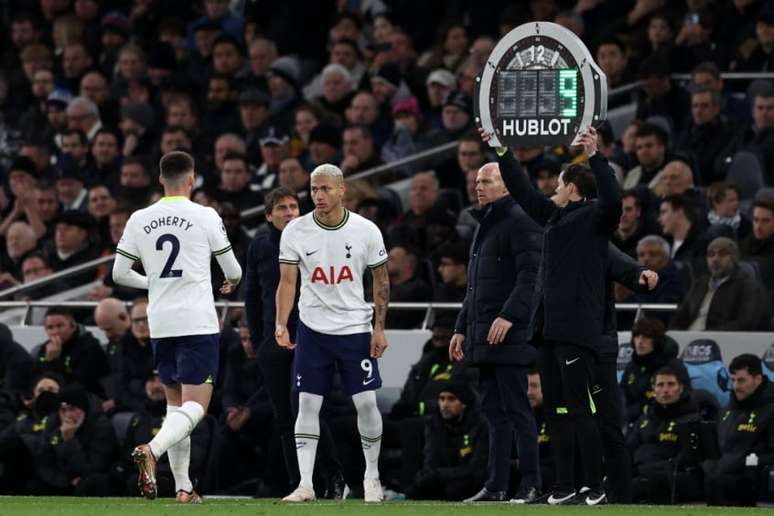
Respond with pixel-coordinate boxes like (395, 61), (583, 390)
(351, 390), (378, 413)
(298, 392), (324, 416)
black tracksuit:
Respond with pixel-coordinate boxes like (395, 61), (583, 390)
(34, 327), (110, 399)
(497, 150), (622, 494)
(0, 324), (34, 398)
(621, 337), (682, 427)
(454, 195), (542, 493)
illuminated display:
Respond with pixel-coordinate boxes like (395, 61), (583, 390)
(496, 69), (577, 119)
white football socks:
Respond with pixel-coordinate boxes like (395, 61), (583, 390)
(294, 392), (323, 490)
(149, 401), (204, 460)
(165, 405), (193, 493)
(352, 390), (382, 481)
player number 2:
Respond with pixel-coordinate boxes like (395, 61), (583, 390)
(360, 359), (373, 379)
(156, 233), (183, 278)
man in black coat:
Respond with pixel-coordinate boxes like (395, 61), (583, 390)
(488, 126), (622, 505)
(243, 186), (301, 491)
(0, 322), (34, 400)
(450, 161), (542, 502)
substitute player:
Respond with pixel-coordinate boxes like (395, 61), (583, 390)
(275, 163), (390, 503)
(112, 151), (242, 503)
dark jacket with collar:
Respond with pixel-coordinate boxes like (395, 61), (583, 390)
(34, 327), (109, 398)
(670, 267), (769, 331)
(621, 336), (682, 425)
(420, 405), (489, 484)
(601, 244), (646, 360)
(0, 323), (34, 397)
(496, 151), (622, 349)
(454, 195), (541, 366)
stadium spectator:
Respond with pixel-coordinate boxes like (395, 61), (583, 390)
(381, 97), (425, 173)
(596, 36), (633, 95)
(690, 62), (749, 126)
(93, 297), (130, 412)
(119, 102), (157, 158)
(237, 89), (271, 162)
(307, 124), (342, 170)
(385, 244), (430, 329)
(735, 8), (774, 72)
(612, 191), (647, 258)
(345, 91), (391, 150)
(0, 322), (34, 401)
(706, 183), (752, 241)
(119, 157), (153, 206)
(214, 152), (263, 213)
(55, 156), (89, 213)
(741, 198), (774, 305)
(340, 125), (383, 176)
(634, 54), (690, 135)
(658, 193), (713, 273)
(86, 129), (121, 194)
(626, 235), (686, 306)
(623, 123), (670, 190)
(2, 222), (39, 279)
(424, 69), (456, 130)
(255, 126), (290, 191)
(65, 96), (101, 142)
(116, 299), (154, 413)
(433, 241), (469, 303)
(48, 211), (98, 288)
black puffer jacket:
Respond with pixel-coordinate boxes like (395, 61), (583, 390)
(497, 151), (622, 349)
(454, 196), (541, 366)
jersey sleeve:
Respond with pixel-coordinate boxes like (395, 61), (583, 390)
(278, 223), (300, 265)
(366, 223), (388, 269)
(206, 208), (233, 257)
(115, 214), (141, 262)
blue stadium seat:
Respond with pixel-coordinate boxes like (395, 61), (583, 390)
(726, 151), (764, 201)
(762, 342), (774, 382)
(680, 339), (730, 407)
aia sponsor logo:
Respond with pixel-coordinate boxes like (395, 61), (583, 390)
(311, 265), (354, 284)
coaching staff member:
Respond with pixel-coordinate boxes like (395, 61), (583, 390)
(450, 161), (542, 503)
(484, 126), (622, 505)
(244, 187), (301, 492)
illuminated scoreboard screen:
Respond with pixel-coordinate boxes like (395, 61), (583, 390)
(475, 22), (607, 148)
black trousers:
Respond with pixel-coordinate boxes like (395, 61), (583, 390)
(592, 357), (632, 503)
(632, 469), (704, 504)
(479, 364), (540, 492)
(539, 341), (603, 493)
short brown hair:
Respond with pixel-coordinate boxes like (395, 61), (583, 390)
(159, 151), (194, 182)
(753, 197), (774, 214)
(561, 164), (596, 198)
(707, 182), (739, 206)
(264, 187), (299, 215)
(632, 317), (665, 340)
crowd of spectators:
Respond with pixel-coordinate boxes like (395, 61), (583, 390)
(0, 0), (773, 505)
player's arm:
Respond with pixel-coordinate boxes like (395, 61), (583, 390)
(371, 263), (389, 332)
(214, 248), (243, 287)
(207, 209), (242, 292)
(113, 219), (149, 289)
(275, 263), (298, 349)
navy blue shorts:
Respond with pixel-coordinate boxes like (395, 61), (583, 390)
(151, 333), (220, 386)
(294, 321), (381, 396)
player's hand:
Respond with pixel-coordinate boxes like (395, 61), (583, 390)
(45, 336), (63, 361)
(449, 333), (465, 362)
(487, 317), (513, 345)
(220, 280), (235, 295)
(370, 330), (388, 358)
(639, 270), (659, 290)
(578, 126), (599, 156)
(275, 325), (295, 350)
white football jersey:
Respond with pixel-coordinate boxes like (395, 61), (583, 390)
(116, 196), (233, 338)
(279, 209), (388, 335)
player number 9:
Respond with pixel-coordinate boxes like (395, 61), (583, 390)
(360, 359), (373, 379)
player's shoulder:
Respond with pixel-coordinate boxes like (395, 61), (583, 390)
(283, 212), (314, 233)
(347, 211), (381, 236)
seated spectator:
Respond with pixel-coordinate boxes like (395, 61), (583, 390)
(381, 97), (426, 175)
(340, 125), (384, 176)
(119, 102), (157, 158)
(705, 354), (774, 506)
(623, 123), (670, 190)
(385, 244), (430, 329)
(630, 236), (686, 305)
(18, 253), (57, 300)
(627, 366), (704, 504)
(402, 172), (440, 227)
(659, 193), (717, 274)
(87, 185), (116, 246)
(255, 125), (290, 191)
(30, 384), (116, 496)
(433, 132), (485, 194)
(456, 169), (480, 241)
(735, 8), (774, 72)
(85, 129), (122, 194)
(116, 299), (154, 413)
(1, 157), (46, 239)
(423, 69), (456, 130)
(690, 62), (749, 127)
(214, 152), (263, 213)
(55, 156), (89, 213)
(313, 63), (355, 122)
(345, 91), (392, 150)
(433, 241), (469, 303)
(60, 129), (90, 172)
(621, 318), (682, 426)
(612, 191), (647, 258)
(66, 96), (102, 143)
(266, 56), (302, 130)
(741, 198), (774, 305)
(0, 322), (34, 400)
(654, 160), (704, 216)
(237, 89), (270, 162)
(406, 382), (487, 501)
(119, 157), (153, 206)
(93, 298), (130, 413)
(634, 54), (690, 135)
(706, 182), (752, 241)
(3, 221), (39, 279)
(307, 123), (342, 170)
(534, 160), (560, 198)
(277, 157), (312, 213)
(34, 307), (109, 398)
(47, 211), (99, 289)
(670, 237), (770, 331)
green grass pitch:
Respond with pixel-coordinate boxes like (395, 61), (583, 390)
(0, 498), (770, 516)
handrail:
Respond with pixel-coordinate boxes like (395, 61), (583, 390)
(239, 140), (459, 221)
(0, 254), (115, 300)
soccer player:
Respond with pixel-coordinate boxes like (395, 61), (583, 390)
(112, 151), (242, 503)
(275, 163), (390, 503)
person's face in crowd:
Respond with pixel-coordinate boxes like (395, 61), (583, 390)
(619, 195), (641, 232)
(6, 223), (37, 259)
(409, 173), (438, 215)
(756, 20), (774, 48)
(87, 186), (115, 219)
(195, 28), (221, 58)
(62, 44), (92, 79)
(438, 257), (465, 285)
(638, 241), (669, 271)
(389, 32), (415, 63)
(635, 135), (665, 169)
(753, 95), (774, 131)
(36, 188), (59, 222)
(343, 128), (373, 163)
(56, 178), (84, 205)
(92, 132), (119, 166)
(427, 82), (452, 108)
(207, 77), (232, 105)
(266, 195), (300, 231)
(11, 19), (39, 49)
(109, 211), (129, 245)
(706, 241), (736, 278)
(249, 39), (276, 76)
(101, 28), (127, 52)
(536, 169), (559, 197)
(205, 0), (229, 19)
(145, 374), (166, 402)
(34, 376), (60, 398)
(658, 202), (683, 235)
(692, 71), (722, 93)
(130, 302), (150, 341)
(322, 71), (351, 103)
(21, 144), (50, 172)
(118, 49), (144, 81)
(74, 0), (99, 20)
(641, 74), (670, 99)
(220, 158), (250, 192)
(331, 42), (358, 69)
(394, 112), (419, 135)
(633, 334), (655, 356)
(596, 43), (626, 82)
(373, 15), (395, 44)
(309, 141), (337, 164)
(438, 391), (464, 419)
(268, 74), (294, 99)
(32, 69), (55, 100)
(475, 165), (507, 206)
(214, 136), (245, 170)
(654, 373), (683, 406)
(310, 174), (345, 215)
(331, 15), (359, 42)
(59, 403), (85, 428)
(260, 141), (289, 167)
(429, 324), (453, 350)
(67, 106), (96, 134)
(120, 163), (149, 188)
(47, 104), (69, 132)
(9, 170), (37, 198)
(61, 133), (87, 163)
(648, 16), (673, 48)
(660, 161), (692, 195)
(45, 313), (77, 343)
(731, 367), (763, 401)
(527, 373), (543, 409)
(239, 102), (269, 130)
(753, 206), (774, 240)
(294, 109), (318, 143)
(346, 93), (378, 125)
(371, 79), (396, 105)
(457, 141), (483, 172)
(160, 129), (192, 155)
(621, 123), (639, 154)
(278, 158), (309, 192)
(464, 168), (478, 204)
(167, 101), (197, 131)
(213, 42), (243, 75)
(22, 54), (51, 82)
(54, 222), (87, 253)
(691, 91), (720, 126)
(444, 25), (468, 56)
(469, 37), (495, 68)
(713, 189), (739, 218)
(22, 256), (52, 282)
(442, 105), (470, 133)
(239, 325), (256, 359)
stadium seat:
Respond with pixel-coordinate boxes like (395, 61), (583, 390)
(680, 339), (730, 407)
(438, 188), (464, 214)
(755, 187), (774, 201)
(111, 411), (137, 448)
(738, 260), (762, 283)
(726, 151), (765, 201)
(762, 342), (774, 382)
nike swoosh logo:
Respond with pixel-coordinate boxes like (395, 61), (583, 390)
(363, 378), (376, 386)
(565, 357), (580, 365)
(305, 250), (318, 256)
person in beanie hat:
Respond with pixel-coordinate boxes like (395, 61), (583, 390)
(308, 123), (342, 167)
(56, 154), (88, 213)
(267, 56), (302, 129)
(120, 103), (156, 157)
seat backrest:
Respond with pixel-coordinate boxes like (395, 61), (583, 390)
(755, 187), (774, 202)
(762, 342), (774, 382)
(680, 339), (730, 407)
(738, 260), (761, 283)
(726, 151), (764, 200)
